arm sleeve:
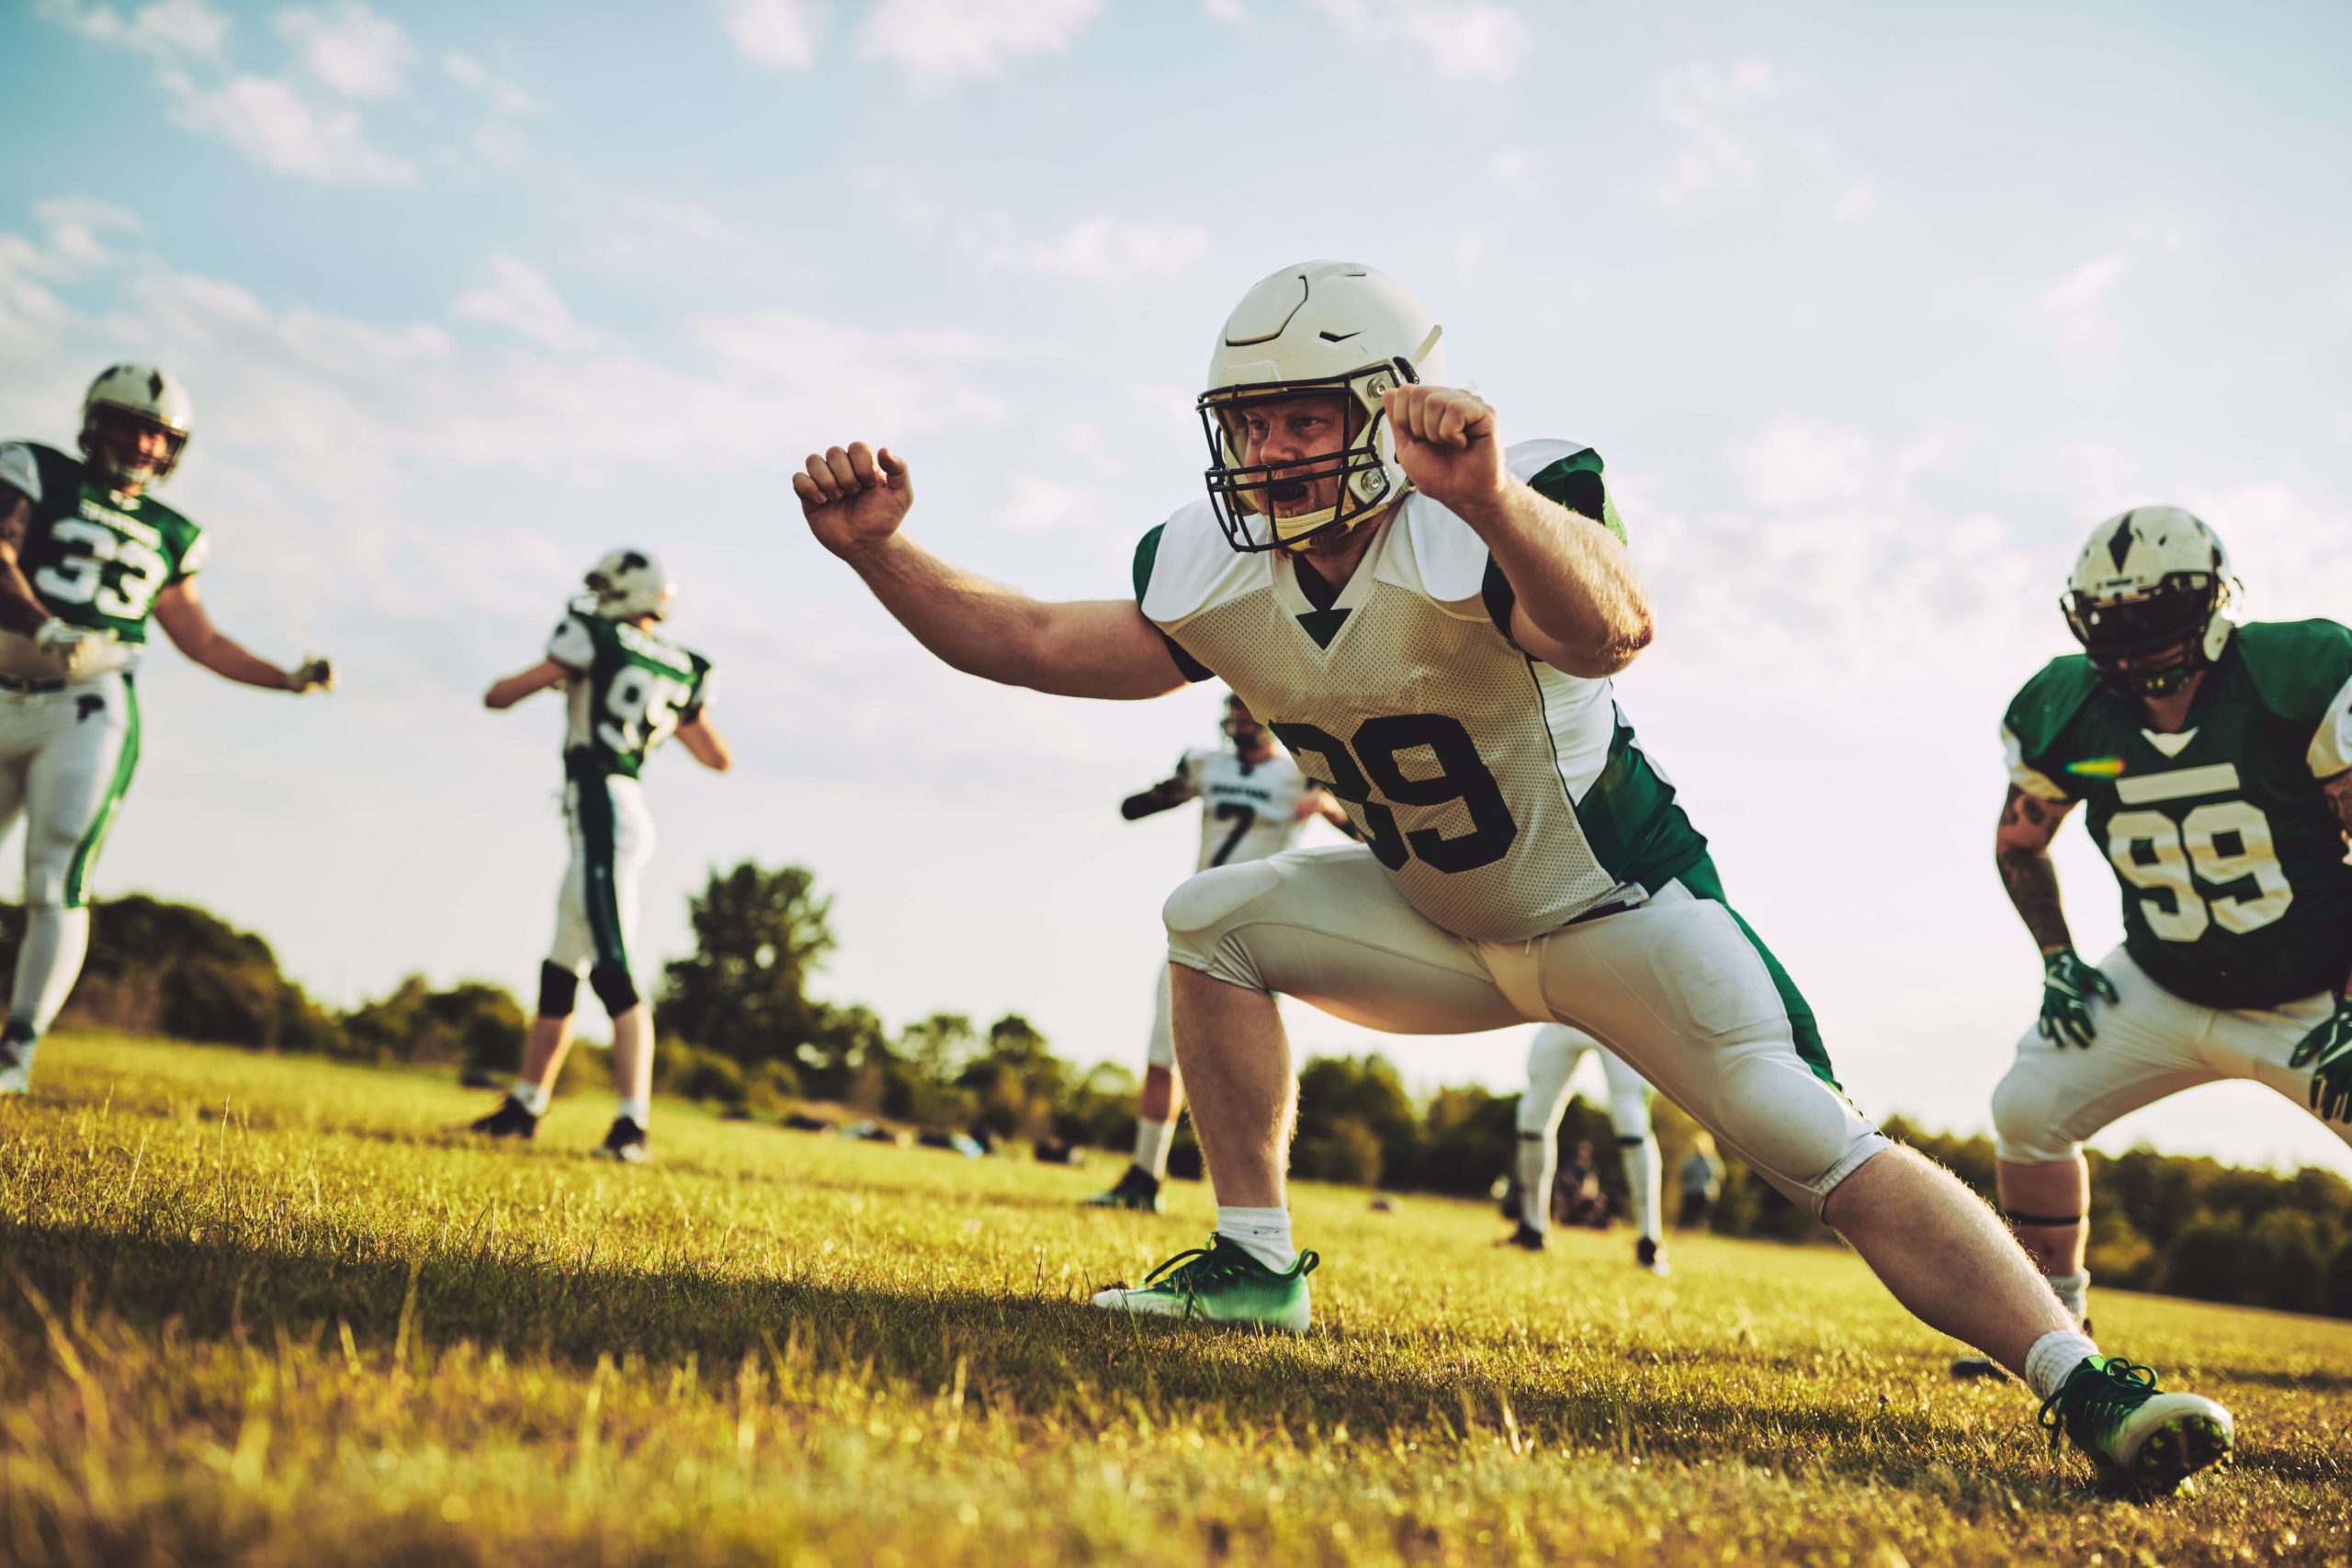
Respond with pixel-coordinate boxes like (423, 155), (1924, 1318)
(173, 528), (210, 582)
(2002, 723), (2075, 802)
(1132, 524), (1216, 683)
(546, 615), (596, 672)
(2312, 671), (2352, 779)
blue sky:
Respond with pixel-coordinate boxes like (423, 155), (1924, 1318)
(4, 0), (2351, 1173)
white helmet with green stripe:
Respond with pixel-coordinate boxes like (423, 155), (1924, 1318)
(583, 548), (674, 622)
(1196, 261), (1445, 555)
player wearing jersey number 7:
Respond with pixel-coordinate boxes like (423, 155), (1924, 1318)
(1951, 508), (2352, 1406)
(0, 367), (332, 1099)
(796, 259), (2228, 1494)
(468, 549), (731, 1163)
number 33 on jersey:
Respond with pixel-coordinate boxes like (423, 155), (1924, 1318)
(10, 442), (206, 639)
(547, 611), (712, 779)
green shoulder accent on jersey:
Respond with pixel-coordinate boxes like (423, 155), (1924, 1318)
(1673, 854), (1839, 1089)
(2228, 620), (2352, 724)
(2002, 655), (2101, 772)
(23, 442), (84, 502)
(1526, 449), (1626, 545)
(677, 649), (714, 723)
(1480, 556), (1519, 647)
(1131, 522), (1216, 683)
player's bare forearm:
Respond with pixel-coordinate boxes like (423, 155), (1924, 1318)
(1996, 785), (2077, 955)
(1465, 479), (1655, 677)
(0, 495), (50, 637)
(677, 716), (732, 773)
(844, 534), (1187, 701)
(192, 634), (301, 690)
(486, 660), (568, 710)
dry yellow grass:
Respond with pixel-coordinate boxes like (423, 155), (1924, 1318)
(2, 1031), (2346, 1565)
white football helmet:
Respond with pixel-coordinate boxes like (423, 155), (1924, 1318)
(582, 548), (674, 621)
(2063, 506), (2235, 698)
(81, 363), (194, 489)
(1197, 261), (1444, 552)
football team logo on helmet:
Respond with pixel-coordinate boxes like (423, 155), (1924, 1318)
(583, 548), (676, 622)
(80, 363), (193, 490)
(1196, 261), (1444, 554)
(2062, 506), (2236, 700)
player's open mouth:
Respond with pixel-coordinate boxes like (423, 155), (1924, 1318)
(1270, 480), (1309, 504)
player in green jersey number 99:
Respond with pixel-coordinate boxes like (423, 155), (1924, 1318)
(1952, 507), (2352, 1381)
(468, 549), (731, 1163)
(0, 366), (333, 1098)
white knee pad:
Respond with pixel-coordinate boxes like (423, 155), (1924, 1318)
(1162, 860), (1287, 992)
(1991, 1050), (2078, 1165)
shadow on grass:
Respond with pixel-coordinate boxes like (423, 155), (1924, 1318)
(6, 1216), (2303, 1501)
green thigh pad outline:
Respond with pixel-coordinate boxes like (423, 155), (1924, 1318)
(1672, 854), (1839, 1089)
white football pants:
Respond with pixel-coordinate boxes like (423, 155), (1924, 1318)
(1164, 843), (1887, 1215)
(1517, 1023), (1662, 1239)
(1992, 945), (2348, 1164)
(0, 671), (139, 1040)
(549, 772), (653, 982)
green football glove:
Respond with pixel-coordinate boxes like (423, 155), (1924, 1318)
(2289, 997), (2352, 1122)
(2038, 948), (2117, 1049)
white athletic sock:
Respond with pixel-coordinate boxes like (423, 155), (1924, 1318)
(1618, 1134), (1661, 1242)
(1515, 1134), (1553, 1232)
(1133, 1118), (1173, 1180)
(512, 1082), (551, 1116)
(10, 903), (89, 1039)
(1216, 1205), (1295, 1271)
(616, 1095), (650, 1126)
(2024, 1328), (2102, 1401)
(2044, 1269), (2090, 1323)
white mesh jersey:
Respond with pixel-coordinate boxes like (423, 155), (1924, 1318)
(1173, 746), (1317, 871)
(1134, 439), (1707, 943)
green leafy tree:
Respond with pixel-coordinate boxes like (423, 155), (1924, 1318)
(656, 863), (836, 1069)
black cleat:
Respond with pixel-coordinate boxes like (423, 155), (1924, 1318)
(1497, 1177), (1522, 1223)
(1636, 1235), (1669, 1275)
(1082, 1165), (1164, 1212)
(592, 1115), (649, 1163)
(1501, 1221), (1546, 1251)
(467, 1095), (540, 1140)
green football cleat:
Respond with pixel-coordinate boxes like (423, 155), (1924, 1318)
(1091, 1235), (1318, 1333)
(1081, 1166), (1164, 1213)
(2038, 1355), (2233, 1493)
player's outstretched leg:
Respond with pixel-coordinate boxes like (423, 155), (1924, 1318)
(1600, 1048), (1667, 1275)
(1503, 1025), (1576, 1251)
(468, 963), (581, 1140)
(593, 973), (653, 1163)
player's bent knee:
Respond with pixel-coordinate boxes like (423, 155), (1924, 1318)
(537, 960), (582, 1020)
(589, 964), (640, 1016)
(1162, 861), (1284, 992)
(1989, 1064), (2076, 1165)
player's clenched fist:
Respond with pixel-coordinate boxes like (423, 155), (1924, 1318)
(794, 442), (914, 561)
(1383, 385), (1505, 515)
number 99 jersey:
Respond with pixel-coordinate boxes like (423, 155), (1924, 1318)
(6, 443), (207, 652)
(546, 609), (712, 780)
(1135, 439), (1709, 944)
(1176, 746), (1316, 871)
(2002, 619), (2352, 1010)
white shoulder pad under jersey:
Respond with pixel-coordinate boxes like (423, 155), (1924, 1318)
(1133, 440), (1708, 942)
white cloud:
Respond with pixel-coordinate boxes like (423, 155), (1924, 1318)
(1650, 57), (1781, 206)
(1726, 416), (1875, 513)
(2033, 252), (2131, 344)
(1304, 0), (1530, 81)
(454, 255), (598, 352)
(1202, 0), (1250, 24)
(158, 68), (417, 184)
(989, 475), (1103, 536)
(855, 0), (1100, 95)
(956, 212), (1209, 283)
(443, 51), (537, 116)
(275, 1), (413, 101)
(37, 0), (228, 59)
(1832, 180), (1874, 224)
(711, 0), (821, 70)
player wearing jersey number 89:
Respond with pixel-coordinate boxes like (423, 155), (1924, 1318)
(1086, 693), (1345, 1212)
(1955, 508), (2352, 1383)
(468, 550), (731, 1162)
(795, 260), (2223, 1492)
(0, 367), (333, 1099)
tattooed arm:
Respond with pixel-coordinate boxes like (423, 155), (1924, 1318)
(1995, 784), (2079, 956)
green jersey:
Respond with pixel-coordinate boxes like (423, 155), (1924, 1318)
(2003, 619), (2352, 1010)
(9, 442), (208, 641)
(546, 609), (713, 781)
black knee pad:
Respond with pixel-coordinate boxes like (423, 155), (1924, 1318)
(590, 964), (640, 1015)
(1616, 1135), (1645, 1148)
(537, 961), (580, 1020)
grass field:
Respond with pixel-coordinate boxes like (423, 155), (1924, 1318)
(1, 1033), (2346, 1567)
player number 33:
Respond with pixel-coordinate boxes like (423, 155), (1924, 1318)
(36, 519), (169, 621)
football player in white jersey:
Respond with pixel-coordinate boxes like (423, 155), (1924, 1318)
(467, 550), (731, 1161)
(1503, 1024), (1665, 1271)
(0, 367), (332, 1097)
(793, 261), (2232, 1492)
(1087, 691), (1345, 1212)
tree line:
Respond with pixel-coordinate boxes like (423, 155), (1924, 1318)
(15, 863), (2350, 1319)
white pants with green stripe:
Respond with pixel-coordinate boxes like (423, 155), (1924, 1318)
(550, 770), (652, 981)
(1162, 842), (1889, 1215)
(0, 671), (139, 1038)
